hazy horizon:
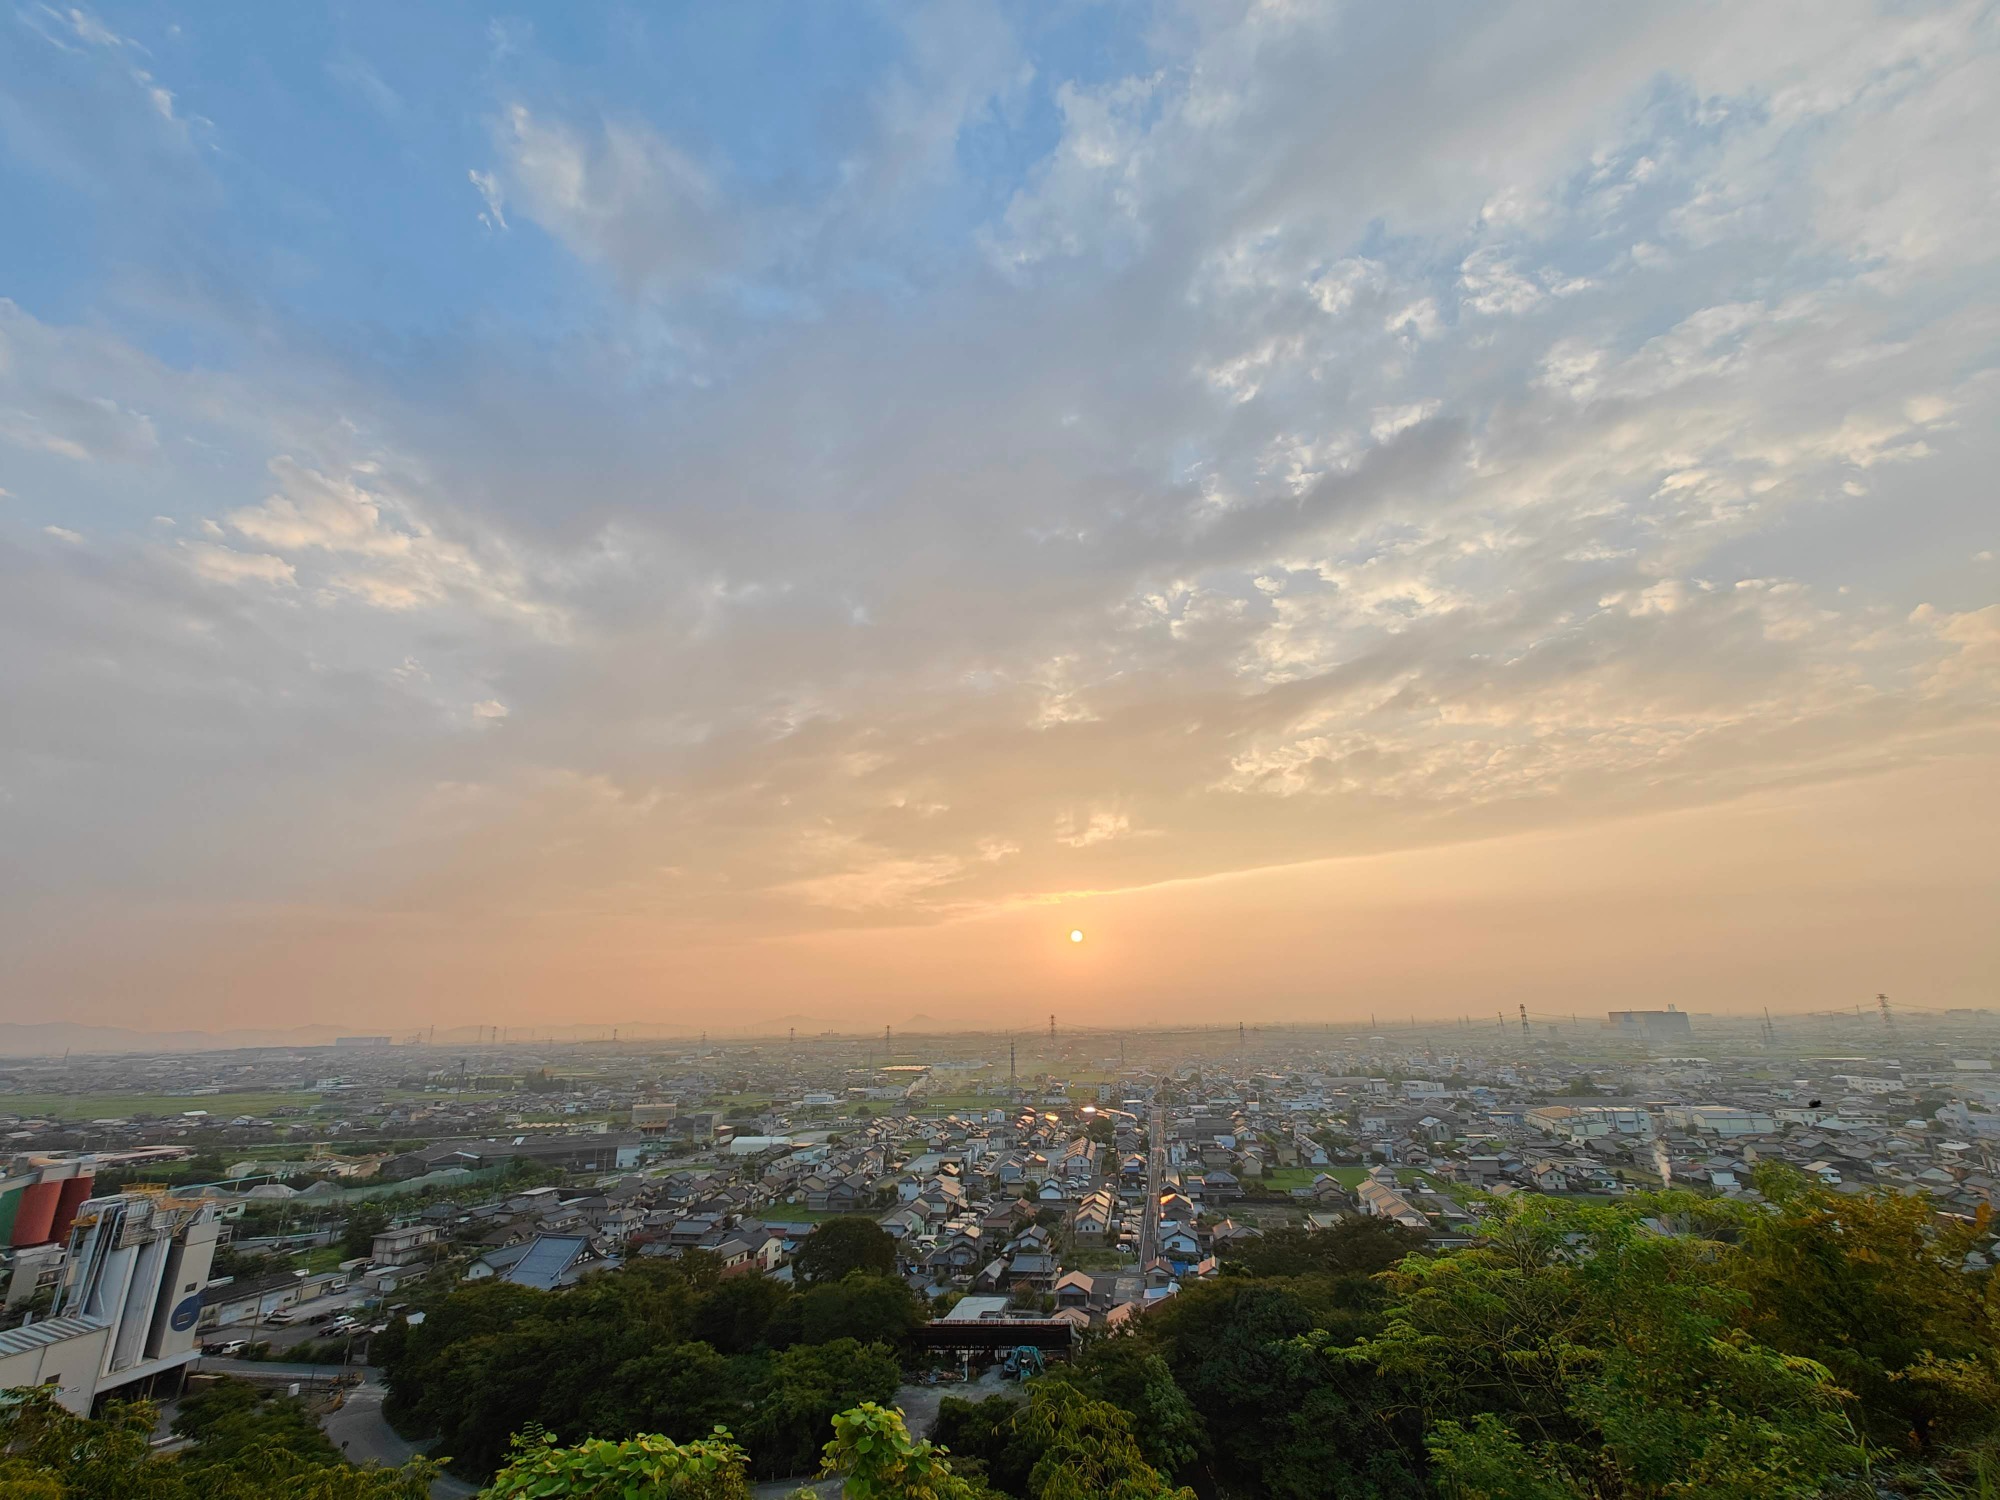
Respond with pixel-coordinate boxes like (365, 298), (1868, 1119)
(4, 3), (1997, 1034)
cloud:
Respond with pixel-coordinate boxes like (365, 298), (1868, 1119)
(1, 1), (1996, 1024)
(467, 168), (507, 230)
(219, 458), (554, 622)
(497, 104), (726, 292)
(179, 540), (295, 585)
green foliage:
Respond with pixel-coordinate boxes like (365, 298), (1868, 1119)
(379, 1266), (761, 1477)
(1425, 1414), (1579, 1500)
(0, 1385), (435, 1499)
(1331, 1192), (1861, 1499)
(173, 1377), (342, 1469)
(342, 1203), (391, 1260)
(1048, 1339), (1205, 1475)
(481, 1426), (751, 1499)
(820, 1403), (990, 1500)
(1219, 1216), (1427, 1280)
(769, 1272), (923, 1351)
(790, 1216), (898, 1286)
(927, 1385), (1192, 1500)
(1008, 1382), (1195, 1500)
(1147, 1277), (1417, 1499)
(744, 1338), (903, 1478)
(384, 1258), (919, 1481)
(1737, 1163), (2000, 1453)
(379, 1175), (2000, 1500)
(931, 1395), (1039, 1496)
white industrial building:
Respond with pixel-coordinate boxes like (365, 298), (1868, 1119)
(0, 1193), (219, 1413)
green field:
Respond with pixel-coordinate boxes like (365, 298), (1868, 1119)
(918, 1093), (1009, 1113)
(0, 1091), (322, 1121)
(1254, 1167), (1324, 1193)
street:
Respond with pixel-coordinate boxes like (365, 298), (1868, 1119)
(195, 1357), (477, 1499)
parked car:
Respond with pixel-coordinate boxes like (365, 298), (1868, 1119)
(324, 1316), (359, 1335)
(263, 1308), (294, 1325)
(202, 1339), (249, 1357)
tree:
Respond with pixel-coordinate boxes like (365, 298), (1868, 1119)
(0, 1386), (435, 1499)
(745, 1338), (903, 1478)
(820, 1403), (991, 1500)
(1220, 1217), (1427, 1280)
(1150, 1277), (1415, 1499)
(1735, 1162), (2000, 1453)
(1334, 1192), (1859, 1500)
(1009, 1382), (1196, 1500)
(796, 1272), (925, 1349)
(483, 1427), (751, 1499)
(791, 1216), (897, 1286)
(690, 1272), (792, 1354)
(173, 1377), (342, 1468)
(932, 1394), (1042, 1496)
(342, 1203), (391, 1260)
(1052, 1339), (1205, 1476)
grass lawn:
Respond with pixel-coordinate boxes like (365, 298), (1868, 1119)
(1254, 1167), (1323, 1193)
(0, 1090), (322, 1121)
(1322, 1166), (1372, 1187)
(766, 1203), (849, 1223)
(291, 1245), (348, 1274)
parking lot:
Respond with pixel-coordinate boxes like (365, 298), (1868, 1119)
(201, 1286), (378, 1357)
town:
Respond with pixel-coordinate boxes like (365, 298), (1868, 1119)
(3, 1000), (1997, 1490)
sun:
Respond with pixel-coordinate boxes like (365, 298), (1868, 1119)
(1069, 929), (1084, 944)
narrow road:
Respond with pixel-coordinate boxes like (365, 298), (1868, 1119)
(197, 1359), (477, 1498)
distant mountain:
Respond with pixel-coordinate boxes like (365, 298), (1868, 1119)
(0, 1012), (1011, 1056)
(0, 1018), (708, 1056)
(0, 1021), (364, 1056)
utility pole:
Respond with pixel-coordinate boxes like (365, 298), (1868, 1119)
(1878, 993), (1897, 1038)
(1519, 1004), (1530, 1038)
(1049, 1013), (1056, 1043)
(1010, 1039), (1017, 1096)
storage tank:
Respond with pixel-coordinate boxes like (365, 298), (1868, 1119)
(11, 1181), (61, 1246)
(52, 1175), (95, 1243)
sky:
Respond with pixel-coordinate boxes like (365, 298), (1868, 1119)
(1, 1), (1996, 1036)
